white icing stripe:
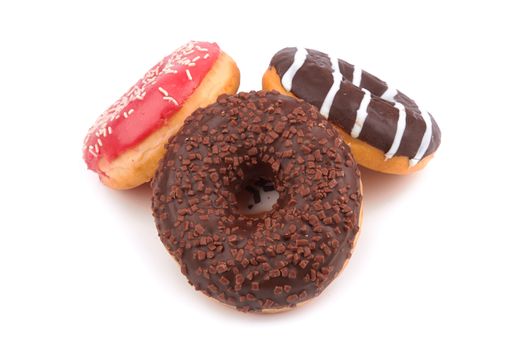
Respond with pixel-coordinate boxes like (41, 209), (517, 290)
(352, 66), (362, 87)
(319, 55), (343, 117)
(381, 85), (398, 102)
(409, 111), (433, 166)
(351, 89), (372, 138)
(281, 48), (308, 91)
(385, 103), (407, 159)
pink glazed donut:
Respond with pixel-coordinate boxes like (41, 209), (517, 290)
(83, 41), (240, 189)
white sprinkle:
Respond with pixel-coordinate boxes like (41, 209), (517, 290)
(88, 145), (94, 149)
(203, 53), (210, 59)
(186, 69), (193, 81)
(192, 56), (201, 62)
(128, 109), (134, 115)
(163, 96), (179, 105)
(95, 131), (99, 137)
(94, 144), (99, 153)
(158, 87), (169, 96)
(88, 149), (98, 157)
(188, 62), (196, 67)
(108, 126), (112, 135)
(123, 112), (129, 119)
(195, 45), (208, 52)
(102, 128), (107, 137)
(97, 138), (103, 147)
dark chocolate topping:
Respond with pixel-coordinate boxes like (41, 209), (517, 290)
(270, 48), (441, 160)
(152, 91), (362, 312)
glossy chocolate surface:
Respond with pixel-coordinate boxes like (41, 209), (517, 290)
(270, 48), (441, 159)
(152, 91), (362, 311)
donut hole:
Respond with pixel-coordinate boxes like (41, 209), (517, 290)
(235, 163), (280, 216)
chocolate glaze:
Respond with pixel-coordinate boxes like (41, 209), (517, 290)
(270, 48), (441, 159)
(152, 91), (362, 312)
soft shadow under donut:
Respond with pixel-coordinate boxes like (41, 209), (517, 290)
(359, 166), (417, 210)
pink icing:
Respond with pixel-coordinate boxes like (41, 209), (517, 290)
(83, 41), (220, 174)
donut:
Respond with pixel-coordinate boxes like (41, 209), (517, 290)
(152, 91), (363, 312)
(262, 47), (441, 175)
(83, 41), (240, 189)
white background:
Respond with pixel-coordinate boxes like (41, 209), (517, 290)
(1, 1), (524, 349)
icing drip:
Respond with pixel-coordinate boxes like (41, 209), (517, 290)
(381, 85), (398, 102)
(409, 110), (433, 166)
(385, 102), (407, 159)
(281, 48), (308, 91)
(320, 55), (343, 117)
(351, 89), (372, 138)
(352, 66), (362, 87)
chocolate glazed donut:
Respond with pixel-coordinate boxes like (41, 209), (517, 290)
(152, 91), (362, 312)
(263, 47), (441, 175)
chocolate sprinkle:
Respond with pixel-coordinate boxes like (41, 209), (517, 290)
(152, 91), (362, 312)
